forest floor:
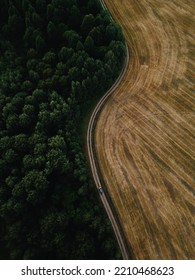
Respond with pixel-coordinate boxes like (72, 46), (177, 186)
(95, 0), (195, 259)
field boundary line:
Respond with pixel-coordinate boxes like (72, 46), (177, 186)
(87, 0), (131, 260)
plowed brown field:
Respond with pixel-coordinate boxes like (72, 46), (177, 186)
(95, 0), (195, 259)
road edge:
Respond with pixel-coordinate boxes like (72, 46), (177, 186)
(87, 1), (132, 260)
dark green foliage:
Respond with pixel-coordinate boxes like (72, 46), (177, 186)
(0, 0), (126, 260)
(47, 21), (58, 44)
(81, 14), (95, 37)
(106, 24), (124, 49)
(35, 35), (46, 54)
(84, 35), (95, 55)
(88, 0), (102, 14)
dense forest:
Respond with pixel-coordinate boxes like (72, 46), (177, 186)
(0, 0), (126, 259)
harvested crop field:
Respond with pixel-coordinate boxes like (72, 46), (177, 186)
(95, 0), (195, 259)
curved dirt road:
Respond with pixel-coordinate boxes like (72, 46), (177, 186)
(95, 0), (195, 259)
(87, 42), (130, 259)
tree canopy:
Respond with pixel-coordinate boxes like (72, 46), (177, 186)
(0, 0), (126, 259)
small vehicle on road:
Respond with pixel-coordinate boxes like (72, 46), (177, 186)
(98, 186), (103, 194)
